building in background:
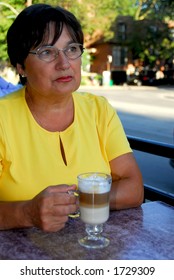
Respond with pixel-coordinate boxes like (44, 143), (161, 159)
(88, 16), (174, 85)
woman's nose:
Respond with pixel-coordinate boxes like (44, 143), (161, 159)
(55, 51), (70, 70)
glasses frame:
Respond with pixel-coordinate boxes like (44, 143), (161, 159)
(29, 43), (85, 62)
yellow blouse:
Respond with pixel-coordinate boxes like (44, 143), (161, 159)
(0, 88), (131, 201)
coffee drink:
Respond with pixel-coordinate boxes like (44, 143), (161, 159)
(78, 173), (111, 225)
(79, 192), (110, 224)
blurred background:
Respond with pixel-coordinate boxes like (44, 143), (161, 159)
(0, 0), (174, 86)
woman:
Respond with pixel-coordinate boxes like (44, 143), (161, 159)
(0, 4), (143, 232)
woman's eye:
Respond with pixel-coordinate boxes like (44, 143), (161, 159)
(69, 46), (77, 53)
(40, 49), (51, 56)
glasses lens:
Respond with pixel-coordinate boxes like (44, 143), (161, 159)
(35, 44), (84, 62)
(65, 43), (83, 59)
(38, 46), (57, 62)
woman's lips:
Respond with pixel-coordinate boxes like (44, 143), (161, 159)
(56, 76), (73, 82)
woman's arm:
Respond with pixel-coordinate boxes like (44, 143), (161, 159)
(109, 152), (144, 210)
(0, 184), (78, 232)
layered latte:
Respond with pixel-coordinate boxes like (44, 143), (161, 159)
(78, 174), (111, 225)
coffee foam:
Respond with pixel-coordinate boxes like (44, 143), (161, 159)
(78, 175), (111, 194)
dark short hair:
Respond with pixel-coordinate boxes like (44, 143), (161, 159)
(7, 4), (84, 84)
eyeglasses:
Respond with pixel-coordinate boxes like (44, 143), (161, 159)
(29, 43), (84, 62)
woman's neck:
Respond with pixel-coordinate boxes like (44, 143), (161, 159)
(25, 88), (74, 132)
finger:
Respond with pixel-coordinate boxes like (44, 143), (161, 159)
(42, 221), (67, 232)
(50, 192), (77, 206)
(40, 213), (68, 232)
(44, 184), (77, 194)
(52, 204), (78, 217)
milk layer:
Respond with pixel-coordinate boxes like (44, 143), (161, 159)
(80, 205), (109, 224)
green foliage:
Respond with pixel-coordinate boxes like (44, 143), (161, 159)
(131, 19), (174, 67)
(135, 0), (174, 20)
(0, 0), (24, 65)
(0, 0), (173, 69)
(128, 1), (174, 68)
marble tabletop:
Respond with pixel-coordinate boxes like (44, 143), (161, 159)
(0, 201), (173, 260)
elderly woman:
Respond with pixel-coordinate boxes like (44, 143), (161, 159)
(0, 4), (143, 232)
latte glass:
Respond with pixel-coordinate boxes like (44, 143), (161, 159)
(77, 172), (112, 249)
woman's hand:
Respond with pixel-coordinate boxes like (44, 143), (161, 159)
(23, 184), (78, 232)
(0, 184), (78, 232)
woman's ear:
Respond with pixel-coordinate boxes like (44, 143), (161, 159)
(16, 63), (26, 77)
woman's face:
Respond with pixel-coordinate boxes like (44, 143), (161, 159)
(18, 25), (82, 98)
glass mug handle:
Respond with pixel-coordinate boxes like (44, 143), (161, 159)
(68, 190), (80, 218)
